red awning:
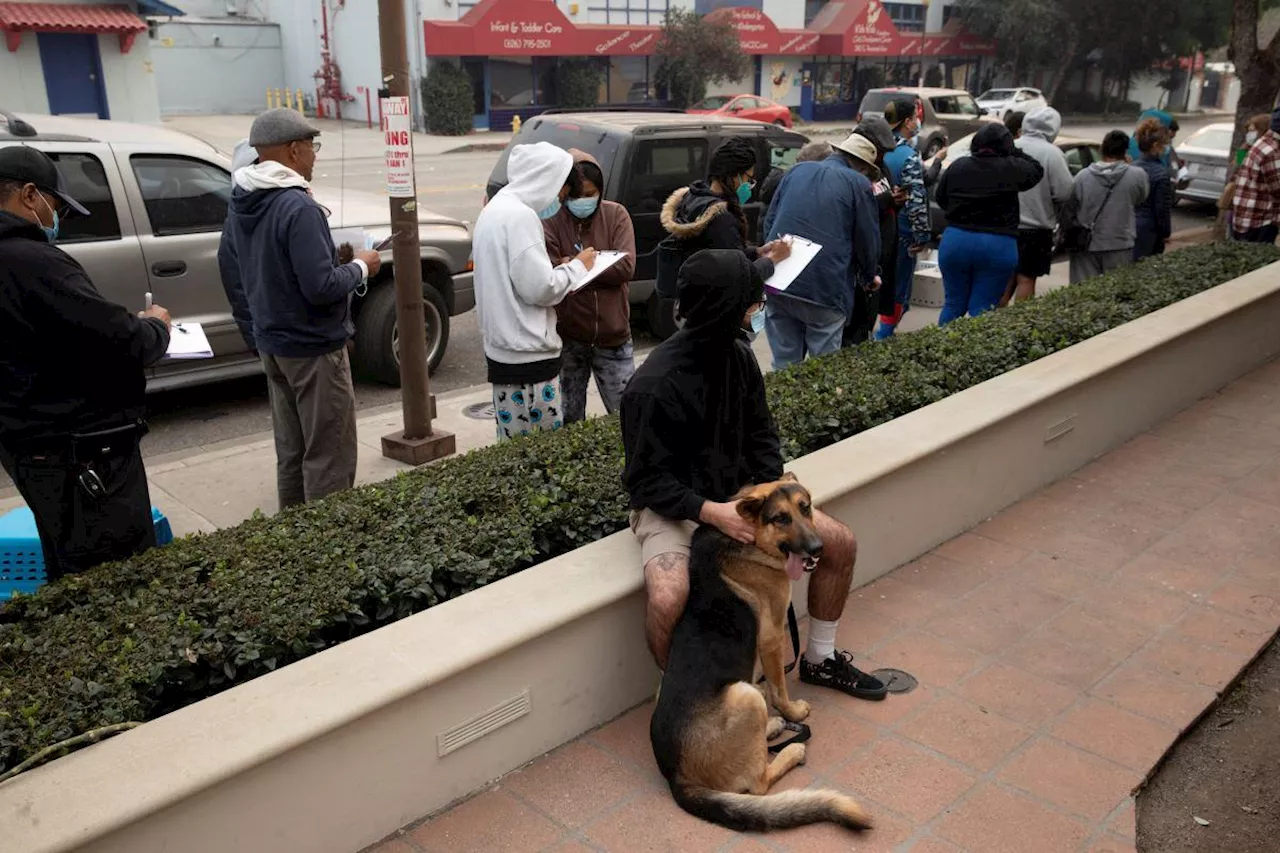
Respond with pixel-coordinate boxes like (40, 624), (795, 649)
(0, 2), (147, 54)
(812, 0), (904, 58)
(424, 0), (658, 57)
(705, 6), (817, 56)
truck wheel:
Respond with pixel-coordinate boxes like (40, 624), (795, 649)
(646, 292), (680, 340)
(923, 136), (944, 159)
(353, 281), (450, 386)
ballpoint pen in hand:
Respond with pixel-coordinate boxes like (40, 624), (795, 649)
(145, 291), (153, 310)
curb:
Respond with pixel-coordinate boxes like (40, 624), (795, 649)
(441, 142), (511, 155)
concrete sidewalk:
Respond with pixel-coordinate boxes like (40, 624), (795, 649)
(366, 357), (1280, 853)
(0, 251), (1070, 537)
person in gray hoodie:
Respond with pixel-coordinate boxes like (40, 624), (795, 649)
(1068, 130), (1150, 284)
(1012, 107), (1073, 302)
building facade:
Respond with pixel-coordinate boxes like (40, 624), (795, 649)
(0, 0), (182, 124)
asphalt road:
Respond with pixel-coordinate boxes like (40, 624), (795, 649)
(135, 119), (1222, 459)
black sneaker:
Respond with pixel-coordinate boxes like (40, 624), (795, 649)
(800, 650), (889, 701)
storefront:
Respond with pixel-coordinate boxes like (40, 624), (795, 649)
(422, 0), (994, 130)
(802, 0), (995, 122)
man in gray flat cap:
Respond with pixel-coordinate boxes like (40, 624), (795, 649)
(218, 108), (381, 509)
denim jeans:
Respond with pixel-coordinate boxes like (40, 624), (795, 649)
(559, 338), (635, 424)
(938, 227), (1018, 325)
(765, 293), (848, 370)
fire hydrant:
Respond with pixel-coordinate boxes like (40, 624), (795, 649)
(512, 115), (522, 134)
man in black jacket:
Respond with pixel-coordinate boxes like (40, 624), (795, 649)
(620, 249), (887, 701)
(0, 146), (172, 580)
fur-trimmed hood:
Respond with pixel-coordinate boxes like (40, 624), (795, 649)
(661, 183), (730, 239)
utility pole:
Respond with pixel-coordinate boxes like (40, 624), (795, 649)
(377, 0), (455, 465)
(917, 0), (930, 88)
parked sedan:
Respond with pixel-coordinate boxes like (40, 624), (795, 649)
(687, 94), (793, 128)
(1175, 122), (1233, 205)
(976, 87), (1049, 120)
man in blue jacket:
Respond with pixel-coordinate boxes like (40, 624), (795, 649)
(219, 109), (381, 509)
(762, 133), (881, 369)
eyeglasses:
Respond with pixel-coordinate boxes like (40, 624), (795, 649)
(310, 140), (322, 153)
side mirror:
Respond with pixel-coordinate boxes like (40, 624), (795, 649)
(730, 105), (743, 112)
(979, 107), (989, 116)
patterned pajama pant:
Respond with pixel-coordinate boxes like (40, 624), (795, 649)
(492, 379), (563, 442)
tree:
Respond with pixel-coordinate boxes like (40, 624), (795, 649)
(420, 61), (474, 136)
(1229, 0), (1280, 159)
(555, 59), (605, 110)
(654, 8), (750, 109)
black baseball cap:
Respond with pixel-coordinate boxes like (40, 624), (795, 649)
(0, 146), (89, 216)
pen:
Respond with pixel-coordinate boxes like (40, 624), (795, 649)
(174, 323), (188, 334)
(144, 291), (152, 310)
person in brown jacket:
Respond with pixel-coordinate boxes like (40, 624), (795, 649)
(543, 149), (637, 424)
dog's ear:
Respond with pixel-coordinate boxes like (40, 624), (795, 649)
(779, 472), (798, 484)
(735, 495), (766, 520)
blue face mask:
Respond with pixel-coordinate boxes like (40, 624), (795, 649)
(566, 196), (599, 219)
(736, 180), (754, 205)
(537, 198), (562, 220)
(37, 195), (59, 243)
(745, 306), (766, 341)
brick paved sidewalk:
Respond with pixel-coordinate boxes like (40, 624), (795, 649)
(367, 361), (1280, 853)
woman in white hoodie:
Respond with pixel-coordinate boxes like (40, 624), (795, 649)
(474, 142), (596, 441)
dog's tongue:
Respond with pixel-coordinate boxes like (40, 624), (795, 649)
(785, 553), (806, 581)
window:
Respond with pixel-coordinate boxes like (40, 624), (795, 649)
(130, 155), (230, 236)
(588, 0), (669, 26)
(623, 138), (707, 211)
(606, 56), (649, 103)
(45, 152), (120, 243)
(884, 2), (925, 32)
(490, 57), (535, 108)
(929, 95), (959, 115)
(1063, 146), (1086, 175)
(769, 137), (804, 169)
(954, 94), (981, 116)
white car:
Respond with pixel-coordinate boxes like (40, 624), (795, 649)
(976, 87), (1049, 120)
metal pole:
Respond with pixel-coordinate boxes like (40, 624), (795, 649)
(918, 0), (930, 88)
(377, 0), (454, 464)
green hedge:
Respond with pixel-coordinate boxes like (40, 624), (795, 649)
(421, 62), (475, 137)
(1, 243), (1276, 777)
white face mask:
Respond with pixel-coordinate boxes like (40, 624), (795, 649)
(1247, 131), (1259, 145)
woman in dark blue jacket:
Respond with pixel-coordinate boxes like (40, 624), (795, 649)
(1133, 118), (1173, 260)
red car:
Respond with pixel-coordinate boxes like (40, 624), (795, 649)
(687, 94), (793, 128)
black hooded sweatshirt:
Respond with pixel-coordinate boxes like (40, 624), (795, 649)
(620, 249), (783, 522)
(0, 211), (169, 448)
(936, 123), (1044, 237)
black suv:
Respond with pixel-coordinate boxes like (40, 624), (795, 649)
(485, 109), (808, 337)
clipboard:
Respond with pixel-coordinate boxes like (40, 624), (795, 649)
(763, 236), (823, 292)
(568, 251), (628, 292)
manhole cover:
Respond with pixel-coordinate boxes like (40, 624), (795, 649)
(870, 668), (918, 695)
(464, 402), (494, 420)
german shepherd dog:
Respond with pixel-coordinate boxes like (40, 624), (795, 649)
(649, 474), (873, 832)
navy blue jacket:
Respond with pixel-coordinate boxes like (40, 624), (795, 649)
(219, 185), (363, 358)
(1134, 156), (1173, 240)
(763, 155), (881, 317)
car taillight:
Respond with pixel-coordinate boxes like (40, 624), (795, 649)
(916, 100), (924, 121)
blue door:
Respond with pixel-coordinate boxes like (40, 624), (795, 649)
(38, 33), (109, 119)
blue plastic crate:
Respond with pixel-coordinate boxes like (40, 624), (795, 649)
(0, 506), (172, 600)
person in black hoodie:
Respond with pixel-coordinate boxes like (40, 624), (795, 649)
(0, 146), (172, 580)
(220, 109), (382, 509)
(620, 248), (887, 700)
(659, 136), (790, 281)
(844, 115), (898, 346)
(935, 123), (1043, 324)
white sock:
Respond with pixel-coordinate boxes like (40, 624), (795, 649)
(805, 618), (839, 664)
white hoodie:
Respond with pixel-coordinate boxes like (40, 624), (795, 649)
(473, 142), (587, 367)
